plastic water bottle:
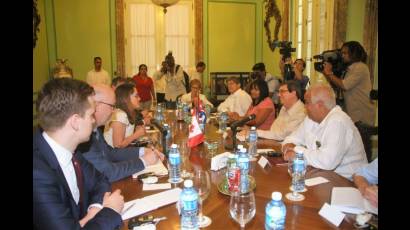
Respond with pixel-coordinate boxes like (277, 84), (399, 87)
(265, 192), (286, 230)
(237, 148), (250, 194)
(292, 147), (306, 192)
(248, 126), (258, 157)
(168, 144), (181, 183)
(180, 179), (199, 230)
(163, 124), (172, 155)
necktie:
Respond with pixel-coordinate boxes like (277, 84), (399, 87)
(72, 153), (84, 214)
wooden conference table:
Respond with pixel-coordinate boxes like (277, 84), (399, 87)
(113, 111), (356, 229)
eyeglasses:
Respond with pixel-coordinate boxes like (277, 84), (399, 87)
(279, 89), (289, 94)
(97, 101), (115, 109)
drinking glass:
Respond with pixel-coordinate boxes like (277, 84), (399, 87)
(204, 138), (219, 158)
(179, 139), (193, 178)
(229, 191), (256, 229)
(193, 169), (212, 228)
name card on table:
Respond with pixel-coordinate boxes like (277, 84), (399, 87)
(305, 177), (330, 186)
(211, 152), (230, 171)
(318, 202), (345, 227)
(143, 183), (171, 191)
(258, 156), (270, 168)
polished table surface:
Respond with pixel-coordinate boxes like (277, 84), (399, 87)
(113, 111), (356, 229)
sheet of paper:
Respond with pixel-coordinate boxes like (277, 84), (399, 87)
(257, 149), (275, 154)
(143, 183), (171, 191)
(132, 161), (168, 178)
(331, 187), (365, 214)
(121, 188), (182, 220)
(258, 156), (269, 168)
(305, 177), (330, 186)
(319, 202), (345, 227)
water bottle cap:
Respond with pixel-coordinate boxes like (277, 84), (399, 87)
(272, 192), (282, 201)
(171, 144), (178, 148)
(184, 179), (193, 187)
(237, 144), (244, 149)
(294, 146), (304, 154)
(251, 126), (256, 130)
(164, 123), (169, 127)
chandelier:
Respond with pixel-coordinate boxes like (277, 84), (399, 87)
(152, 0), (180, 13)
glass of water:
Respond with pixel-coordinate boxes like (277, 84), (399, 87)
(204, 138), (219, 158)
(229, 191), (256, 229)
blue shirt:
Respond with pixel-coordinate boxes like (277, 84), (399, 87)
(355, 158), (378, 185)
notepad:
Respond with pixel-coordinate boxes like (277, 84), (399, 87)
(330, 187), (378, 215)
(121, 188), (182, 220)
(132, 160), (168, 178)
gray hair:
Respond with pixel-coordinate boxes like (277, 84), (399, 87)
(310, 83), (336, 110)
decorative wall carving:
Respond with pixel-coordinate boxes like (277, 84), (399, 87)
(264, 0), (282, 52)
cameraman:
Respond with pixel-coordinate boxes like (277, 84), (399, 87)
(279, 57), (310, 94)
(322, 41), (376, 161)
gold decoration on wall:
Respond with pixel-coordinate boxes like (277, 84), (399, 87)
(264, 0), (282, 52)
(33, 0), (41, 49)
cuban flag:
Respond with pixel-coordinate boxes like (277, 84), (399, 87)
(188, 101), (205, 148)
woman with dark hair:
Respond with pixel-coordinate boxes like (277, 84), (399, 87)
(229, 79), (276, 130)
(103, 83), (147, 148)
(132, 64), (155, 110)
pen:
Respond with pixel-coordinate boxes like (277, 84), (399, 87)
(122, 202), (136, 215)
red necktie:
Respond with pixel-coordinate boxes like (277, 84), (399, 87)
(72, 154), (84, 214)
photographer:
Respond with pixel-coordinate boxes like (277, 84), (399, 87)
(279, 57), (309, 102)
(153, 52), (186, 108)
(322, 41), (375, 126)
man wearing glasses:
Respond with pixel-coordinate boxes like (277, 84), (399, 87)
(76, 84), (164, 183)
(255, 81), (306, 141)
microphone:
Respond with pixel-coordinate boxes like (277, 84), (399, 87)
(150, 119), (167, 135)
(230, 114), (256, 130)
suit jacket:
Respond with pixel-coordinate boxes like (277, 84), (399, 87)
(76, 129), (145, 182)
(33, 130), (122, 230)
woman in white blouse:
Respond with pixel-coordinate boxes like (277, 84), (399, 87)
(104, 83), (146, 148)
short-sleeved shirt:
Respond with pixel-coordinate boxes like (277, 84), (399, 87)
(246, 97), (275, 130)
(86, 69), (111, 86)
(132, 74), (154, 102)
(342, 62), (376, 125)
(103, 109), (135, 147)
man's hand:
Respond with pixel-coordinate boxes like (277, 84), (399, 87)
(323, 62), (333, 77)
(364, 185), (378, 207)
(79, 207), (102, 227)
(282, 143), (296, 161)
(227, 112), (240, 121)
(141, 148), (161, 165)
(102, 189), (124, 214)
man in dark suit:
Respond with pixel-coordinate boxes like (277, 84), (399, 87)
(33, 78), (124, 229)
(77, 84), (164, 182)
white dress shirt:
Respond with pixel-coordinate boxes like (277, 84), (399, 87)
(42, 132), (80, 204)
(257, 100), (306, 141)
(181, 92), (213, 108)
(217, 88), (252, 116)
(86, 69), (111, 86)
(282, 106), (368, 180)
(43, 132), (103, 210)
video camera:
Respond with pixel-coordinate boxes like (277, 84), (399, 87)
(273, 41), (296, 61)
(313, 49), (345, 77)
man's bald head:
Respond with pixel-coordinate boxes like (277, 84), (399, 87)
(92, 84), (116, 127)
(309, 84), (336, 110)
(304, 83), (336, 123)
